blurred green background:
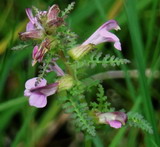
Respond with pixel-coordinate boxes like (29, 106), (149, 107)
(0, 0), (160, 146)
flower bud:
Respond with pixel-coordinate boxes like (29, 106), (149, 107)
(68, 44), (95, 60)
(32, 38), (51, 66)
(97, 112), (127, 129)
(58, 75), (74, 91)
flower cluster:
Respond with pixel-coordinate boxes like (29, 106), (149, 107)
(19, 3), (128, 132)
(20, 5), (71, 108)
(19, 5), (64, 65)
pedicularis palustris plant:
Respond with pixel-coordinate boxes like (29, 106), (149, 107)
(13, 3), (153, 136)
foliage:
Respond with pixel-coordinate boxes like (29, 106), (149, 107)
(61, 82), (96, 136)
(127, 112), (153, 134)
(90, 84), (114, 112)
(61, 2), (75, 17)
(72, 51), (130, 69)
(0, 0), (159, 146)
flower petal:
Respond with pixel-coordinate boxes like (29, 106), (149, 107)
(47, 61), (65, 76)
(38, 83), (58, 96)
(114, 111), (127, 124)
(26, 21), (35, 31)
(97, 111), (127, 126)
(52, 63), (65, 76)
(100, 31), (121, 50)
(100, 20), (120, 31)
(29, 93), (47, 108)
(107, 120), (122, 129)
(24, 89), (31, 97)
(19, 29), (43, 40)
(25, 8), (35, 24)
(47, 5), (60, 22)
(25, 78), (47, 89)
(32, 45), (39, 58)
(82, 20), (122, 50)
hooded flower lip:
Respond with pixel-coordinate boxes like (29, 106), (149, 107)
(97, 111), (127, 129)
(19, 8), (44, 41)
(50, 62), (65, 76)
(82, 20), (122, 50)
(68, 20), (122, 60)
(47, 5), (60, 22)
(46, 59), (65, 76)
(25, 8), (46, 30)
(24, 78), (58, 108)
(47, 4), (63, 27)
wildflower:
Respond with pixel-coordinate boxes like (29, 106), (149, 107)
(19, 8), (44, 40)
(24, 78), (58, 108)
(68, 20), (121, 60)
(97, 112), (127, 129)
(46, 5), (64, 27)
(19, 5), (63, 40)
(32, 38), (51, 66)
(82, 20), (121, 50)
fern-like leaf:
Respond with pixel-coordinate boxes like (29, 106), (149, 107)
(73, 52), (130, 69)
(89, 52), (130, 67)
(61, 2), (75, 17)
(60, 82), (96, 136)
(127, 112), (153, 134)
(91, 84), (114, 112)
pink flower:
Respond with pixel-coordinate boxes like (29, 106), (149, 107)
(68, 20), (122, 60)
(19, 5), (63, 40)
(24, 78), (58, 108)
(19, 8), (44, 40)
(46, 5), (64, 27)
(25, 8), (44, 31)
(97, 112), (127, 129)
(82, 20), (121, 50)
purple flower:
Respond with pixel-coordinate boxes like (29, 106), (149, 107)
(82, 20), (121, 50)
(68, 20), (122, 60)
(19, 5), (63, 40)
(46, 5), (64, 27)
(19, 8), (44, 40)
(24, 78), (58, 108)
(25, 8), (44, 31)
(97, 112), (127, 129)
